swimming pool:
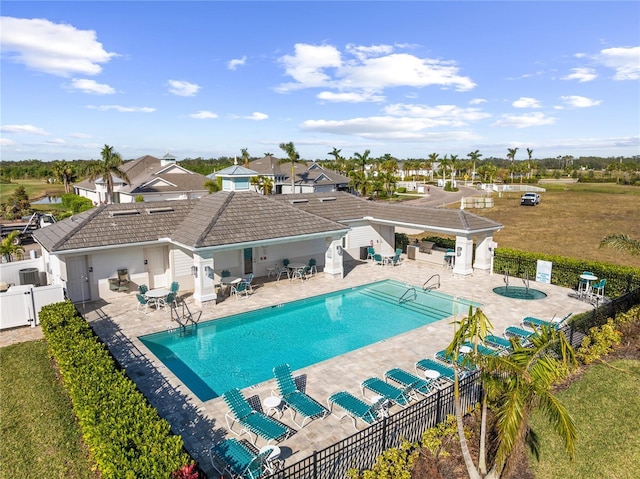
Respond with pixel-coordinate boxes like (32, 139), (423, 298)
(139, 280), (480, 401)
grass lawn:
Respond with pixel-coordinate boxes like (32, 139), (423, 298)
(0, 179), (65, 205)
(0, 340), (97, 478)
(529, 359), (640, 478)
(470, 183), (640, 268)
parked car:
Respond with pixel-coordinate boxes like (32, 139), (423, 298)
(520, 192), (541, 206)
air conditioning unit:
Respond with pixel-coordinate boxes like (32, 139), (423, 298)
(19, 268), (40, 286)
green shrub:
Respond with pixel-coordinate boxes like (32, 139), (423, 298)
(347, 439), (418, 479)
(61, 193), (94, 213)
(576, 319), (622, 365)
(39, 301), (193, 478)
(397, 187), (407, 193)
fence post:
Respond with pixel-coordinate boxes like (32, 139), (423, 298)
(313, 450), (318, 479)
(436, 388), (442, 424)
(382, 416), (388, 450)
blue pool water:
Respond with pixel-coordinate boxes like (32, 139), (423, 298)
(139, 280), (480, 401)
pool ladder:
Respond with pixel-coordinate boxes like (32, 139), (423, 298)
(399, 287), (417, 304)
(170, 300), (201, 336)
(423, 274), (441, 291)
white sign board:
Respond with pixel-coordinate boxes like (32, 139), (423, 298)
(535, 260), (552, 284)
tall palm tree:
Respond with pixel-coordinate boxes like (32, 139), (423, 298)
(348, 170), (370, 197)
(506, 148), (519, 182)
(327, 147), (343, 162)
(278, 141), (305, 193)
(439, 154), (450, 184)
(526, 148), (534, 179)
(483, 326), (577, 478)
(449, 154), (459, 187)
(600, 234), (640, 256)
(240, 148), (251, 167)
(84, 145), (130, 204)
(467, 150), (482, 183)
(51, 160), (76, 193)
(353, 149), (371, 173)
(427, 153), (439, 182)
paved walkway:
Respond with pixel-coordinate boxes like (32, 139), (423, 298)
(1, 258), (593, 477)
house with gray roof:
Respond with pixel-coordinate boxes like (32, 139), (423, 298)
(74, 153), (209, 204)
(34, 186), (501, 305)
(246, 156), (351, 194)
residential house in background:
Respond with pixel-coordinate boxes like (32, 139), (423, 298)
(74, 153), (209, 204)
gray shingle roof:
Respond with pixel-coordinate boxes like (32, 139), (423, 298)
(272, 192), (503, 234)
(248, 157), (350, 186)
(35, 192), (348, 252)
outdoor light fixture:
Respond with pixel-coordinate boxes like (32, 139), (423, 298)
(204, 266), (213, 277)
(191, 266), (198, 278)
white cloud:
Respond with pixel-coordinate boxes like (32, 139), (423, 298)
(0, 16), (116, 76)
(595, 46), (640, 80)
(86, 105), (155, 112)
(168, 80), (201, 96)
(469, 98), (487, 105)
(0, 124), (50, 135)
(69, 132), (92, 139)
(491, 112), (556, 128)
(228, 56), (247, 70)
(189, 110), (218, 119)
(244, 112), (268, 121)
(0, 138), (15, 146)
(276, 43), (476, 97)
(562, 67), (597, 82)
(384, 103), (491, 124)
(559, 95), (602, 108)
(317, 91), (385, 103)
(512, 97), (541, 108)
(46, 138), (66, 145)
(69, 78), (116, 94)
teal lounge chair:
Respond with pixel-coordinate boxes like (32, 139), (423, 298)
(223, 388), (291, 445)
(384, 368), (432, 396)
(504, 325), (537, 341)
(209, 437), (270, 479)
(522, 312), (572, 329)
(272, 364), (328, 428)
(434, 348), (478, 370)
(360, 377), (413, 408)
(415, 358), (457, 383)
(327, 391), (383, 430)
(484, 334), (517, 351)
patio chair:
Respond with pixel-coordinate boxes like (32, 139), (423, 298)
(484, 334), (517, 351)
(272, 363), (329, 428)
(504, 325), (537, 342)
(373, 253), (385, 266)
(136, 293), (151, 313)
(327, 391), (383, 430)
(139, 284), (149, 295)
(292, 266), (311, 281)
(308, 258), (317, 276)
(231, 281), (250, 299)
(157, 292), (177, 311)
(384, 368), (432, 397)
(415, 357), (456, 383)
(434, 348), (476, 370)
(276, 265), (290, 281)
(360, 377), (414, 408)
(222, 388), (291, 445)
(169, 281), (180, 299)
(390, 252), (402, 266)
(242, 274), (254, 292)
(592, 279), (606, 302)
(221, 270), (231, 278)
(522, 312), (572, 330)
(209, 437), (271, 479)
(366, 246), (376, 261)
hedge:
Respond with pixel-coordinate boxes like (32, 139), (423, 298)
(494, 247), (640, 298)
(39, 301), (192, 478)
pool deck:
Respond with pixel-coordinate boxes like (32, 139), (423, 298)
(2, 258), (594, 476)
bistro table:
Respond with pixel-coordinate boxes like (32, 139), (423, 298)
(579, 273), (598, 299)
(220, 276), (241, 296)
(444, 251), (456, 269)
(287, 263), (307, 279)
(144, 287), (171, 309)
(381, 253), (395, 265)
(259, 445), (283, 474)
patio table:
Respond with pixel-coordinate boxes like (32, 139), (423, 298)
(579, 273), (598, 300)
(220, 276), (241, 296)
(144, 287), (170, 309)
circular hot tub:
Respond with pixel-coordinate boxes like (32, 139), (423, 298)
(492, 286), (547, 300)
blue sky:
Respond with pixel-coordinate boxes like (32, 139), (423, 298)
(1, 1), (639, 163)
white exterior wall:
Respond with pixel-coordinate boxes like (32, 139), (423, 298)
(343, 222), (395, 258)
(89, 246), (149, 299)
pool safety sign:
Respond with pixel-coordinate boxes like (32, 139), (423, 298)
(535, 260), (552, 284)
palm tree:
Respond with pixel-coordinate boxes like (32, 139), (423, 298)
(353, 149), (371, 173)
(204, 178), (221, 193)
(327, 147), (343, 162)
(0, 231), (25, 262)
(278, 141), (305, 193)
(84, 145), (130, 204)
(51, 160), (76, 193)
(450, 154), (459, 187)
(600, 234), (640, 256)
(483, 326), (577, 478)
(261, 176), (274, 195)
(240, 148), (250, 167)
(348, 170), (370, 197)
(467, 150), (482, 183)
(506, 148), (519, 182)
(427, 153), (439, 182)
(526, 148), (534, 179)
(439, 154), (450, 184)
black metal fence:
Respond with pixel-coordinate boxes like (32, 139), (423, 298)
(266, 373), (482, 479)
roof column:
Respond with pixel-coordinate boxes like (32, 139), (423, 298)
(452, 235), (474, 276)
(323, 237), (345, 279)
(192, 252), (216, 306)
(473, 234), (494, 272)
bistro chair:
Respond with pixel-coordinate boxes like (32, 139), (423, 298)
(308, 258), (317, 276)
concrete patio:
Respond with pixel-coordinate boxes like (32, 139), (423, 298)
(3, 257), (595, 477)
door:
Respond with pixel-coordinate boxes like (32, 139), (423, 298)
(144, 246), (167, 288)
(66, 255), (90, 303)
(243, 247), (253, 275)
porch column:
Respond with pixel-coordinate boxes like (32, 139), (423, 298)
(192, 252), (217, 305)
(452, 235), (474, 276)
(323, 237), (344, 279)
(473, 234), (494, 272)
